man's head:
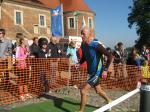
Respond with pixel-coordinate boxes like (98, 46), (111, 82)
(117, 42), (124, 50)
(142, 45), (147, 51)
(81, 26), (94, 44)
(0, 28), (5, 38)
(51, 36), (59, 44)
(16, 33), (24, 39)
(33, 37), (38, 45)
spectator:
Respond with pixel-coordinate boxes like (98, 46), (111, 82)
(113, 42), (128, 64)
(67, 41), (78, 64)
(0, 28), (12, 58)
(127, 47), (142, 68)
(16, 37), (30, 69)
(113, 42), (128, 78)
(35, 38), (48, 58)
(140, 45), (148, 61)
(66, 41), (79, 88)
(34, 38), (49, 93)
(77, 47), (87, 69)
(15, 37), (31, 101)
(48, 37), (61, 58)
(12, 33), (24, 56)
(29, 37), (39, 57)
(127, 48), (142, 88)
(141, 60), (150, 81)
(0, 28), (12, 88)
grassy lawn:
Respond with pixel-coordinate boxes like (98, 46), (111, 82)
(7, 96), (97, 112)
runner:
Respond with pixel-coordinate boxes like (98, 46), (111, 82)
(76, 26), (113, 112)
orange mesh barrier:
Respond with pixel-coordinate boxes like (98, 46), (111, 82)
(0, 58), (147, 106)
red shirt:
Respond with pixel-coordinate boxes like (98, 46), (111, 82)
(78, 48), (87, 69)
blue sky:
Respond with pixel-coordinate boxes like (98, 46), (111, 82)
(84, 0), (138, 48)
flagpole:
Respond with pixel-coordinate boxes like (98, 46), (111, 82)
(77, 16), (78, 36)
(61, 4), (64, 38)
(82, 16), (86, 28)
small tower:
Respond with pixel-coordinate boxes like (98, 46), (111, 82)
(61, 0), (95, 37)
(38, 0), (95, 37)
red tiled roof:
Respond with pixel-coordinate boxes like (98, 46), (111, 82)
(38, 0), (60, 9)
(8, 0), (93, 12)
(9, 0), (49, 8)
(38, 0), (93, 13)
(61, 0), (93, 12)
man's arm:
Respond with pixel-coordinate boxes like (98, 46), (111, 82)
(96, 44), (113, 70)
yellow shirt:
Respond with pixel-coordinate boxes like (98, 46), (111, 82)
(141, 66), (150, 78)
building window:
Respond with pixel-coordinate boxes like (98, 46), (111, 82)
(14, 10), (23, 25)
(39, 14), (46, 27)
(88, 17), (93, 29)
(68, 17), (75, 29)
(34, 24), (39, 34)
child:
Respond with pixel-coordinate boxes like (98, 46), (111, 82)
(141, 60), (150, 83)
(15, 37), (31, 101)
(67, 41), (78, 65)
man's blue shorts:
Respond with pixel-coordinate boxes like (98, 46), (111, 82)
(87, 74), (102, 87)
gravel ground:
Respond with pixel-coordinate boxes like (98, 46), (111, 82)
(52, 86), (140, 112)
(1, 86), (140, 112)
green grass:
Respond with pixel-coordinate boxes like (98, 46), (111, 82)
(8, 95), (97, 112)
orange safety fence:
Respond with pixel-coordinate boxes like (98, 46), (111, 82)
(0, 58), (149, 106)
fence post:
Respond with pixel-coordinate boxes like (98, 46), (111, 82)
(140, 83), (150, 112)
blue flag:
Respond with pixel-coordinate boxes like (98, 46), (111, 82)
(51, 5), (63, 37)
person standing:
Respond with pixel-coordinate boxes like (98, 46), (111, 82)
(35, 38), (48, 58)
(48, 37), (61, 58)
(67, 41), (78, 64)
(141, 60), (150, 79)
(77, 47), (87, 69)
(77, 27), (113, 112)
(12, 33), (24, 56)
(140, 45), (148, 61)
(15, 37), (31, 101)
(113, 42), (128, 64)
(0, 28), (12, 71)
(16, 37), (29, 69)
(35, 38), (49, 93)
(29, 37), (39, 57)
(127, 47), (142, 67)
(113, 42), (128, 78)
(0, 28), (12, 58)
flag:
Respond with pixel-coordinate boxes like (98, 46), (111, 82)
(82, 16), (86, 28)
(51, 5), (63, 37)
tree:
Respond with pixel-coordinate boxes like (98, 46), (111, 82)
(128, 0), (150, 50)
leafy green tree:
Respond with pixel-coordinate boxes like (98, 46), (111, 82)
(128, 0), (150, 50)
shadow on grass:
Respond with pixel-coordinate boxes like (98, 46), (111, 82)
(0, 107), (9, 112)
(40, 94), (97, 112)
